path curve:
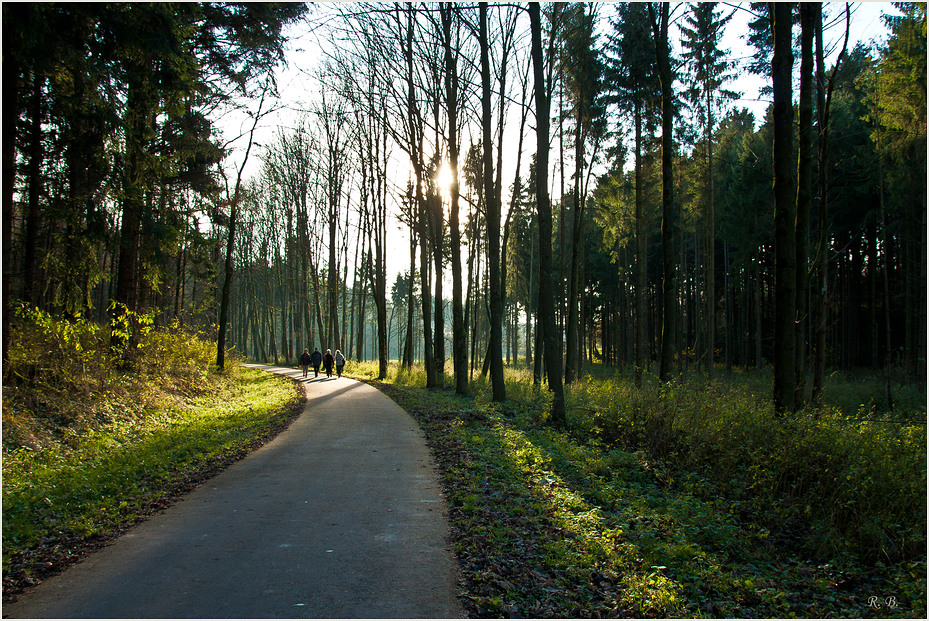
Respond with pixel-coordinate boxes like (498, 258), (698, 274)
(3, 365), (464, 619)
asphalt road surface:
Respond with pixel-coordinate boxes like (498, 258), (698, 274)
(3, 365), (464, 619)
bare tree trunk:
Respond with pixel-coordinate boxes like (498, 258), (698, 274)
(418, 194), (435, 384)
(770, 2), (796, 412)
(327, 198), (340, 353)
(565, 105), (583, 385)
(651, 3), (677, 382)
(430, 186), (445, 387)
(706, 87), (716, 381)
(441, 4), (468, 394)
(794, 3), (815, 407)
(23, 73), (43, 306)
(217, 81), (268, 369)
(812, 3), (848, 404)
(530, 3), (565, 424)
(634, 105), (648, 386)
(2, 25), (21, 364)
(403, 6), (434, 386)
(480, 4), (505, 402)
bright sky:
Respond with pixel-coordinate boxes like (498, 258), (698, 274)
(721, 1), (896, 122)
(216, 2), (897, 288)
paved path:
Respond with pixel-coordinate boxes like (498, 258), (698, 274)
(3, 365), (464, 619)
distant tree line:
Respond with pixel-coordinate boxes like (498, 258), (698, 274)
(3, 3), (925, 416)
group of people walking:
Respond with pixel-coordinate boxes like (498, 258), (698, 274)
(300, 347), (345, 379)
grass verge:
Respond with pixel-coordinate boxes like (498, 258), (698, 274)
(2, 366), (303, 600)
(352, 361), (926, 618)
(2, 312), (305, 601)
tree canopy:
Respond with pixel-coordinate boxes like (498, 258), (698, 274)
(3, 1), (925, 405)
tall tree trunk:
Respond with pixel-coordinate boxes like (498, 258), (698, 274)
(879, 157), (894, 408)
(771, 2), (796, 412)
(404, 5), (434, 386)
(755, 263), (763, 369)
(115, 63), (150, 320)
(23, 72), (43, 306)
(530, 3), (566, 424)
(418, 194), (435, 385)
(652, 3), (677, 382)
(480, 4), (505, 402)
(113, 62), (153, 352)
(705, 89), (716, 380)
(565, 106), (584, 384)
(328, 202), (340, 352)
(342, 205), (351, 354)
(794, 3), (815, 407)
(431, 188), (445, 387)
(442, 4), (468, 395)
(375, 113), (390, 378)
(2, 22), (21, 364)
(634, 104), (647, 387)
(217, 202), (239, 369)
(811, 3), (831, 404)
(527, 230), (536, 369)
(217, 81), (266, 369)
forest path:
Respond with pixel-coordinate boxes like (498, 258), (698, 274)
(3, 365), (464, 619)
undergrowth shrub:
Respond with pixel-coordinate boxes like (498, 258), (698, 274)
(5, 305), (114, 390)
(566, 375), (926, 564)
(134, 323), (216, 395)
(2, 306), (228, 451)
(823, 369), (926, 422)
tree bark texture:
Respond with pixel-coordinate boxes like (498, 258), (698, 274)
(652, 3), (677, 383)
(771, 2), (797, 413)
(480, 4), (505, 403)
(530, 3), (566, 424)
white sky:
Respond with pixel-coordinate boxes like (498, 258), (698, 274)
(216, 2), (897, 288)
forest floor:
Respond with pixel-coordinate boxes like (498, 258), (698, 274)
(364, 376), (926, 619)
(3, 320), (924, 617)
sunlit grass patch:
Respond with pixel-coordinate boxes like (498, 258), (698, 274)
(373, 374), (926, 619)
(3, 368), (301, 555)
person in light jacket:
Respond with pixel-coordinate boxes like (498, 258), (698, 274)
(335, 349), (346, 378)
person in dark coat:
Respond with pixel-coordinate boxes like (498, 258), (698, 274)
(310, 347), (322, 377)
(323, 349), (334, 378)
(300, 348), (312, 378)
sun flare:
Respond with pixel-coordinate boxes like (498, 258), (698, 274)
(436, 163), (453, 198)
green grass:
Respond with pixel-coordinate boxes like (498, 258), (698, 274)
(3, 367), (300, 550)
(2, 312), (304, 594)
(357, 360), (926, 618)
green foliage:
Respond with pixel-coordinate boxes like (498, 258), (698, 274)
(3, 306), (220, 448)
(568, 372), (926, 564)
(866, 2), (927, 148)
(369, 366), (926, 618)
(2, 312), (304, 593)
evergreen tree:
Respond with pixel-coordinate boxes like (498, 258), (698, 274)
(680, 2), (737, 380)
